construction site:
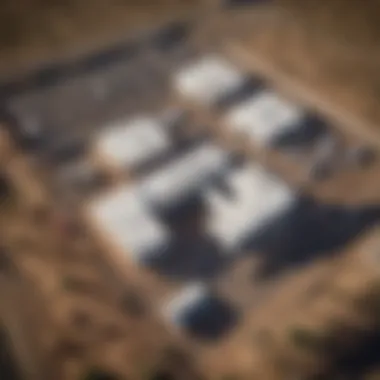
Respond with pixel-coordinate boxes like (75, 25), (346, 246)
(2, 1), (380, 380)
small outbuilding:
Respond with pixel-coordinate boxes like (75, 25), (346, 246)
(173, 55), (245, 106)
(93, 116), (171, 173)
(163, 284), (238, 341)
(225, 90), (303, 148)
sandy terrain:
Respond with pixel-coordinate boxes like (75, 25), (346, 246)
(0, 132), (201, 380)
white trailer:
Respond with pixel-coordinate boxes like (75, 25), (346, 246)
(224, 90), (304, 148)
(173, 54), (245, 106)
(93, 116), (171, 172)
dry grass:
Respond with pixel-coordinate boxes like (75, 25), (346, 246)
(276, 0), (380, 49)
(272, 0), (380, 99)
(0, 0), (204, 77)
(0, 134), (198, 380)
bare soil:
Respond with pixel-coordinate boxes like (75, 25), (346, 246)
(0, 0), (205, 79)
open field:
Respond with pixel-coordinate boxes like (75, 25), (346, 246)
(0, 0), (207, 79)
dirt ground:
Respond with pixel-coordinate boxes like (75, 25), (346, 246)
(0, 0), (207, 79)
(219, 2), (380, 144)
(0, 132), (201, 380)
(2, 0), (380, 82)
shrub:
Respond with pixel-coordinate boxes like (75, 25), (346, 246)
(288, 326), (323, 351)
(82, 368), (118, 380)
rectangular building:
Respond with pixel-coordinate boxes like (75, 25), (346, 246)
(224, 90), (304, 148)
(93, 116), (171, 173)
(87, 185), (170, 264)
(173, 54), (245, 106)
(139, 142), (231, 212)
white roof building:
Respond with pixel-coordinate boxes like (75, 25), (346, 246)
(173, 54), (245, 106)
(205, 164), (295, 251)
(87, 185), (170, 263)
(224, 91), (303, 147)
(94, 116), (171, 171)
(139, 143), (230, 210)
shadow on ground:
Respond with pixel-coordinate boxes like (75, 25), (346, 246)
(142, 193), (380, 283)
(247, 197), (380, 279)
